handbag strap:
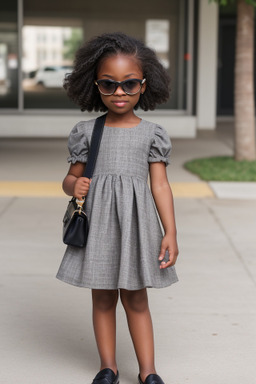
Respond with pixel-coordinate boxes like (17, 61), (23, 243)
(83, 114), (106, 179)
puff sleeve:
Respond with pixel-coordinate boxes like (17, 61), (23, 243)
(67, 122), (89, 164)
(148, 125), (172, 166)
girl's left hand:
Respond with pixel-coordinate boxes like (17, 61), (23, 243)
(158, 233), (179, 269)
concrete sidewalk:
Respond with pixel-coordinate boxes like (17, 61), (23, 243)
(1, 123), (256, 384)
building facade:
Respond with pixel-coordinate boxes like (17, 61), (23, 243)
(0, 0), (219, 138)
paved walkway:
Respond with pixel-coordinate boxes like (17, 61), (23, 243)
(1, 123), (256, 384)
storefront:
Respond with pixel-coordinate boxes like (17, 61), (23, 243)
(0, 0), (218, 137)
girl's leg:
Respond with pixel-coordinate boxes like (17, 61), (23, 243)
(92, 289), (119, 374)
(120, 288), (156, 382)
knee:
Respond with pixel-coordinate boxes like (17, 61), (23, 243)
(92, 289), (119, 312)
(120, 289), (149, 313)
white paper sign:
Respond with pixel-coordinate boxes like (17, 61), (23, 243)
(146, 20), (170, 52)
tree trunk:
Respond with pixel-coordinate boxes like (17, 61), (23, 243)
(235, 0), (256, 160)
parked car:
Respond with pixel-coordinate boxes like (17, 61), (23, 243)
(35, 65), (73, 88)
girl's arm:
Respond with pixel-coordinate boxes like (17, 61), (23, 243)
(62, 162), (91, 200)
(149, 162), (179, 269)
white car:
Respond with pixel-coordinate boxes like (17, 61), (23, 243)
(35, 65), (73, 88)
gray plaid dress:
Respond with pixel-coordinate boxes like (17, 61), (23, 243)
(56, 118), (178, 290)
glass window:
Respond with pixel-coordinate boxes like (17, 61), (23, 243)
(22, 0), (189, 110)
(0, 0), (18, 109)
(22, 25), (82, 109)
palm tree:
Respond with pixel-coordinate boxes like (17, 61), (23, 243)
(212, 0), (256, 160)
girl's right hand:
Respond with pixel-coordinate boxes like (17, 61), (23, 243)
(73, 177), (92, 199)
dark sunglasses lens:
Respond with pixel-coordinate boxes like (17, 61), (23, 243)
(123, 80), (141, 94)
(98, 80), (116, 94)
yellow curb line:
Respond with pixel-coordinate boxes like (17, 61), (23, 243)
(0, 181), (66, 197)
(0, 181), (215, 198)
(171, 182), (215, 198)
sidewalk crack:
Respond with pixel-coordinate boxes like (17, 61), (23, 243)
(200, 199), (256, 287)
(0, 197), (17, 217)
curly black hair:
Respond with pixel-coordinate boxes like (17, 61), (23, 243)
(64, 32), (170, 112)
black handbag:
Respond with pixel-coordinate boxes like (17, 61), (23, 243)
(63, 114), (106, 247)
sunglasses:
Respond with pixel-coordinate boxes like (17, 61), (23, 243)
(95, 78), (146, 96)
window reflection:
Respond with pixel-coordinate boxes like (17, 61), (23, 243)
(0, 0), (18, 108)
(22, 0), (187, 110)
(23, 26), (82, 108)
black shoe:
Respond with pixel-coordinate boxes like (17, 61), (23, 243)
(92, 368), (119, 384)
(138, 373), (165, 384)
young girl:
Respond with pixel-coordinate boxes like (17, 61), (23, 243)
(57, 32), (179, 384)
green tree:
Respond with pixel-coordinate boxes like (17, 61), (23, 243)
(63, 29), (83, 61)
(211, 0), (256, 160)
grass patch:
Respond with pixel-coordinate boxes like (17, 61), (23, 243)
(184, 156), (256, 181)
